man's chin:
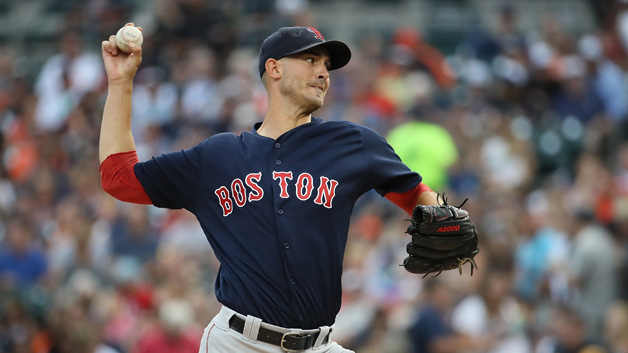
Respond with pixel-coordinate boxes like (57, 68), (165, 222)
(304, 97), (324, 113)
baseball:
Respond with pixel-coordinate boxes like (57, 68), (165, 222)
(115, 26), (143, 53)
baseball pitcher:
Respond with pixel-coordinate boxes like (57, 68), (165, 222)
(99, 24), (478, 353)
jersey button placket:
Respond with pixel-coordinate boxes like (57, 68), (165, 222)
(273, 136), (283, 213)
(273, 141), (291, 278)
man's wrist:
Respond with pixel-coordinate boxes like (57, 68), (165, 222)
(107, 78), (134, 88)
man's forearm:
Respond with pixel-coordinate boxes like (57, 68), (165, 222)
(99, 80), (136, 164)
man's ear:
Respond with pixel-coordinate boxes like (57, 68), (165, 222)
(265, 58), (282, 79)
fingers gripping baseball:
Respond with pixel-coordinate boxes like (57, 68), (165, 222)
(101, 23), (143, 82)
(402, 195), (479, 277)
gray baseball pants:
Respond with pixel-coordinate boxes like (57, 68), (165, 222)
(198, 305), (354, 353)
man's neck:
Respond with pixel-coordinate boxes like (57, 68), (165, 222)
(256, 115), (312, 139)
(257, 103), (313, 139)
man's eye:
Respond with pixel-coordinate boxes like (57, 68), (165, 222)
(306, 58), (314, 63)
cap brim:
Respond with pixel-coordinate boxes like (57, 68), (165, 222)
(284, 40), (352, 71)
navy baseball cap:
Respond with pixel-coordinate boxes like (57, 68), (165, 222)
(258, 26), (352, 77)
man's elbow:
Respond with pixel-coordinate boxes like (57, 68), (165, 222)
(101, 177), (152, 205)
(99, 152), (152, 204)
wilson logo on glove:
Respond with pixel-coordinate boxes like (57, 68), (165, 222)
(437, 225), (460, 232)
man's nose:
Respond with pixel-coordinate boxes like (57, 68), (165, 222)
(317, 66), (329, 80)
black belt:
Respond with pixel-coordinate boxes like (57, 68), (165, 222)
(228, 315), (330, 352)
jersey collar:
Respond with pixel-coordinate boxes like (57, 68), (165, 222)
(251, 117), (323, 136)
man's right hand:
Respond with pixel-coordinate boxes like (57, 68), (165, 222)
(101, 23), (143, 83)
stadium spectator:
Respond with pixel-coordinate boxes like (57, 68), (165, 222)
(407, 278), (495, 353)
(0, 217), (47, 287)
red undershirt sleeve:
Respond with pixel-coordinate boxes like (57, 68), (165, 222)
(385, 182), (433, 215)
(99, 151), (152, 205)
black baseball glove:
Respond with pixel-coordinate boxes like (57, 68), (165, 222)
(402, 195), (479, 277)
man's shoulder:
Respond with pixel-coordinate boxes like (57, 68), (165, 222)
(319, 119), (360, 128)
(315, 120), (389, 147)
(211, 131), (243, 140)
(196, 131), (245, 147)
(317, 119), (378, 135)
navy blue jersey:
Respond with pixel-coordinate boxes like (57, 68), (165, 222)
(134, 118), (421, 328)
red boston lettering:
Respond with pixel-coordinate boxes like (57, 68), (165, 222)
(214, 186), (233, 217)
(272, 171), (293, 198)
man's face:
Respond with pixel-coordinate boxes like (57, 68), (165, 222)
(278, 47), (331, 112)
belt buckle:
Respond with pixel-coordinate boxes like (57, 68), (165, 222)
(280, 332), (305, 352)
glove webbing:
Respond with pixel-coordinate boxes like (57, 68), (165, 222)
(417, 256), (479, 278)
(404, 193), (467, 224)
(439, 192), (468, 209)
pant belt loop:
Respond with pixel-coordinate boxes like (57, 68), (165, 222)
(314, 326), (331, 348)
(243, 315), (262, 341)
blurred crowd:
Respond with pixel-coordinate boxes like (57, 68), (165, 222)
(1, 0), (628, 352)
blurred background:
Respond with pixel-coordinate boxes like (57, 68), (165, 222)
(1, 0), (628, 352)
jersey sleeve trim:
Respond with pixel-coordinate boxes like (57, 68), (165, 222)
(385, 182), (433, 215)
(99, 151), (152, 205)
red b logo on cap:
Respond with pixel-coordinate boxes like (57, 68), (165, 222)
(307, 27), (325, 41)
